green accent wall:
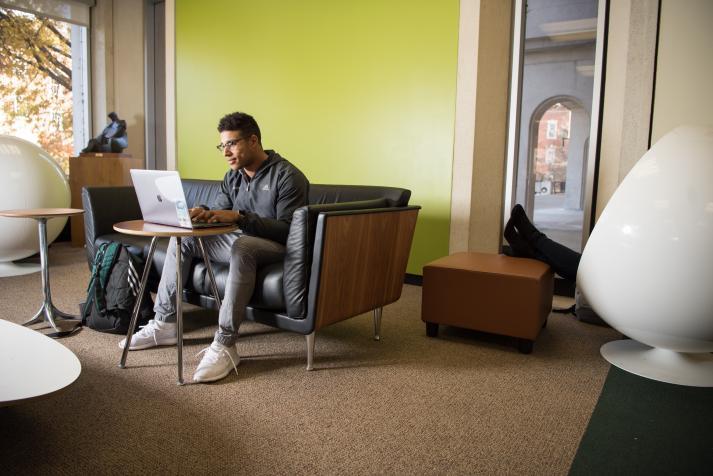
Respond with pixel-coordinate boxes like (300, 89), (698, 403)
(176, 0), (459, 274)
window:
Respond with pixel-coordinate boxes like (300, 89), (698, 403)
(546, 120), (558, 139)
(505, 0), (605, 253)
(0, 2), (90, 175)
(546, 146), (556, 164)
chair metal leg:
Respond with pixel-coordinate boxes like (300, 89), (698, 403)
(119, 237), (158, 369)
(373, 307), (382, 341)
(305, 332), (315, 371)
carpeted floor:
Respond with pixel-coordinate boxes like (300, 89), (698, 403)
(0, 243), (620, 475)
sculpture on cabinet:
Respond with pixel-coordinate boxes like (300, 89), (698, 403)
(82, 112), (128, 153)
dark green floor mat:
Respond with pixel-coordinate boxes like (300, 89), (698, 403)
(570, 366), (713, 475)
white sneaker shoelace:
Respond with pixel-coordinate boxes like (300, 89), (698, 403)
(135, 321), (164, 347)
(195, 345), (239, 377)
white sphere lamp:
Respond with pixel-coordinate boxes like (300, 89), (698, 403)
(0, 135), (70, 276)
(577, 126), (713, 387)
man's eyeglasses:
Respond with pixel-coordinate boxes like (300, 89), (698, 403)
(216, 138), (245, 152)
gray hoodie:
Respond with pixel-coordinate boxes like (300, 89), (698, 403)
(211, 150), (309, 244)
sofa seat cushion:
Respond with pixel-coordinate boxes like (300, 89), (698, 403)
(96, 234), (285, 311)
(191, 261), (285, 312)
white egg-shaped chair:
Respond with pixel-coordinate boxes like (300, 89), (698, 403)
(577, 126), (713, 387)
(0, 135), (70, 276)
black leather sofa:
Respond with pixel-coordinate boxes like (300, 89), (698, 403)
(82, 180), (420, 369)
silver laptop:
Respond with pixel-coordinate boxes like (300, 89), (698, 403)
(130, 169), (226, 229)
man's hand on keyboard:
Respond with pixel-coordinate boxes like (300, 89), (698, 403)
(190, 208), (240, 224)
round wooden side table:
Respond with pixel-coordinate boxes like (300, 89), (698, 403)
(113, 220), (238, 385)
(0, 208), (85, 337)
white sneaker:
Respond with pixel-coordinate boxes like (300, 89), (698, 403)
(118, 319), (178, 350)
(193, 342), (240, 383)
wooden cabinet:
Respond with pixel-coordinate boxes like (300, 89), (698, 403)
(69, 153), (143, 247)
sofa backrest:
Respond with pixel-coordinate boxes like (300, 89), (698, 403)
(182, 179), (222, 209)
(182, 179), (411, 208)
(309, 184), (410, 207)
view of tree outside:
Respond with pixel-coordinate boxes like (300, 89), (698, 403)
(0, 7), (73, 174)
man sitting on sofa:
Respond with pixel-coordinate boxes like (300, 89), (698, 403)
(120, 111), (310, 383)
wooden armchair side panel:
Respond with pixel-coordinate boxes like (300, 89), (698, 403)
(313, 208), (419, 330)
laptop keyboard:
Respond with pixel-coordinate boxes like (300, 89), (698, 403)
(191, 221), (232, 229)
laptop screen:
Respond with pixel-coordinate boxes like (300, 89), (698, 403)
(130, 169), (192, 228)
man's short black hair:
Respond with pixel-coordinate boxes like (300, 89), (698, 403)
(217, 112), (261, 143)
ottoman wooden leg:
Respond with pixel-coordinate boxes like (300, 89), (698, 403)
(426, 322), (439, 337)
(517, 338), (534, 354)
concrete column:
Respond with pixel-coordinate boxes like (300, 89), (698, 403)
(90, 0), (146, 162)
(112, 0), (145, 161)
(90, 0), (114, 135)
(596, 0), (659, 220)
(651, 0), (713, 142)
(449, 0), (514, 254)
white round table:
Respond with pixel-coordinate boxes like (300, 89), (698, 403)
(0, 319), (81, 406)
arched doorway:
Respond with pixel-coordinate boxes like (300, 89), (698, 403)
(526, 96), (589, 252)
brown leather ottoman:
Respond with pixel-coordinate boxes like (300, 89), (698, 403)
(421, 252), (554, 353)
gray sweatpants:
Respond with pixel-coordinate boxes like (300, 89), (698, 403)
(153, 232), (286, 346)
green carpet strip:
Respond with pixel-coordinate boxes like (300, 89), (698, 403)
(570, 366), (713, 475)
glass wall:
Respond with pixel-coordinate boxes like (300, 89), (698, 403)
(507, 0), (602, 252)
(0, 6), (89, 175)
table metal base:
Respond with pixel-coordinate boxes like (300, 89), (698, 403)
(21, 217), (81, 338)
(119, 236), (223, 385)
(23, 303), (82, 337)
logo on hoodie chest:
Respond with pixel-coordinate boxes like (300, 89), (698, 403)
(261, 184), (270, 191)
